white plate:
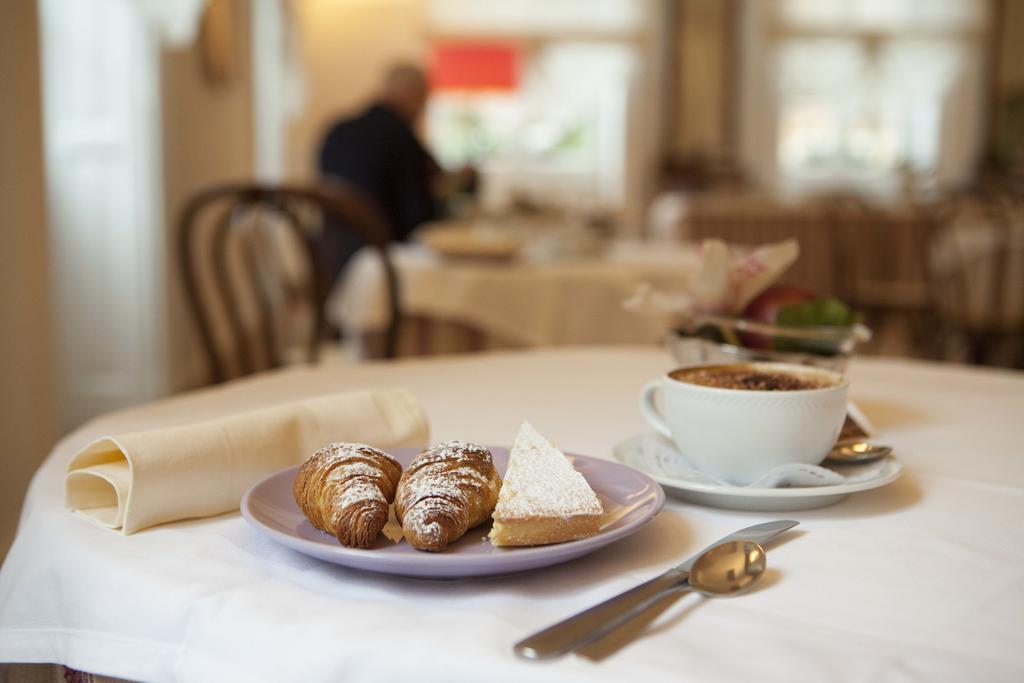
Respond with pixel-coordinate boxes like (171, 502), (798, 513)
(612, 437), (903, 511)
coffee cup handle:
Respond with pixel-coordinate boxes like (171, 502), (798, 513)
(640, 381), (672, 438)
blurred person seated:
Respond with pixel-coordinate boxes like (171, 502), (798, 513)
(315, 63), (476, 294)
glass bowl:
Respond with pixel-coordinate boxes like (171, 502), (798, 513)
(667, 315), (872, 374)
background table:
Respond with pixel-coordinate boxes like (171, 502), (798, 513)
(329, 241), (700, 355)
(2, 348), (1023, 682)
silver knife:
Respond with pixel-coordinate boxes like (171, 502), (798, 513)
(514, 520), (799, 660)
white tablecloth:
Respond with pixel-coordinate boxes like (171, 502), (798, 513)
(329, 241), (700, 347)
(2, 349), (1024, 682)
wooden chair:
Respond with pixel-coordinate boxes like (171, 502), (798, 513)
(825, 195), (936, 314)
(179, 181), (400, 383)
(925, 185), (1024, 366)
(823, 194), (940, 356)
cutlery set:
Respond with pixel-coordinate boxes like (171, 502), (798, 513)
(515, 520), (799, 660)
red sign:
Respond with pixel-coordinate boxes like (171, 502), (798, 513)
(430, 43), (520, 92)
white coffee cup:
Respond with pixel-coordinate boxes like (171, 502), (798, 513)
(640, 362), (848, 485)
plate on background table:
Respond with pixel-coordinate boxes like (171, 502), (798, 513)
(419, 224), (524, 261)
(613, 436), (902, 512)
(241, 447), (664, 579)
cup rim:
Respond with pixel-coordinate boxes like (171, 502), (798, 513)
(663, 361), (849, 395)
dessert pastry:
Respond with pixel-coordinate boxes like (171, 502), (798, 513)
(395, 441), (501, 552)
(293, 442), (402, 549)
(489, 422), (603, 547)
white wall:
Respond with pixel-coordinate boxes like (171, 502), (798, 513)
(285, 0), (426, 178)
(0, 0), (58, 561)
(161, 0), (256, 392)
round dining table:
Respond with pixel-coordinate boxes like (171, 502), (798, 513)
(1, 348), (1023, 682)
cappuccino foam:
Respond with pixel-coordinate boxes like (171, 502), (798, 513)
(671, 364), (837, 391)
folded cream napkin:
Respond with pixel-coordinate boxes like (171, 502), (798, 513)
(66, 389), (429, 534)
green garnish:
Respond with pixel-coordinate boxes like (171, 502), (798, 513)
(776, 298), (860, 328)
(773, 298), (861, 355)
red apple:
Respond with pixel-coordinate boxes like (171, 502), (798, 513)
(740, 285), (816, 348)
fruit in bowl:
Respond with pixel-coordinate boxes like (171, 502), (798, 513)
(743, 285), (815, 326)
(740, 285), (815, 349)
(739, 286), (861, 354)
(686, 285), (865, 359)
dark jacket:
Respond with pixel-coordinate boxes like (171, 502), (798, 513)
(316, 104), (439, 286)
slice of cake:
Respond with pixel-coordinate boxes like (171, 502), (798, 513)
(489, 422), (604, 547)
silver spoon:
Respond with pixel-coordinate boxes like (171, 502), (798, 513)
(514, 541), (766, 660)
(824, 442), (893, 465)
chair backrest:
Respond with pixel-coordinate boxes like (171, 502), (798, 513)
(926, 188), (1024, 332)
(823, 195), (936, 311)
(179, 182), (400, 383)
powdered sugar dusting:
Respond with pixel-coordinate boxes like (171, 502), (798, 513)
(400, 441), (496, 508)
(315, 442), (399, 468)
(335, 477), (386, 508)
(402, 505), (445, 543)
(493, 422), (603, 520)
(326, 461), (378, 481)
(315, 444), (394, 511)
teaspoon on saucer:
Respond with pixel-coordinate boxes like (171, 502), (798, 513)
(824, 442), (892, 465)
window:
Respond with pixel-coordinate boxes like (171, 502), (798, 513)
(426, 41), (635, 210)
(423, 0), (662, 219)
(741, 0), (990, 199)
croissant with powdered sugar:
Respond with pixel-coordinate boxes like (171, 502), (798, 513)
(293, 442), (402, 549)
(395, 441), (502, 552)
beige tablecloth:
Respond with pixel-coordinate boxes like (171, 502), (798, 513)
(2, 349), (1024, 682)
(329, 241), (702, 352)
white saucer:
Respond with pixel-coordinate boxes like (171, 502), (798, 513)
(612, 436), (903, 511)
